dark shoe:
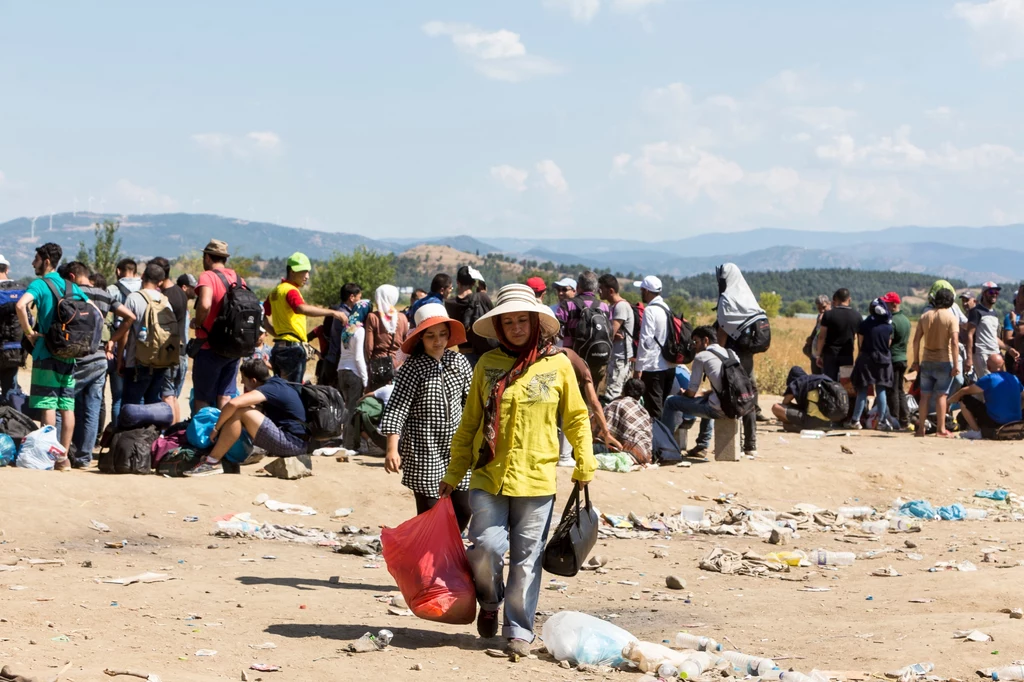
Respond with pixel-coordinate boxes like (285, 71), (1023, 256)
(756, 412), (771, 423)
(221, 460), (241, 474)
(477, 609), (499, 639)
(686, 445), (708, 458)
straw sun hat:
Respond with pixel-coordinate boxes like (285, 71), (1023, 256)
(472, 283), (561, 340)
(400, 303), (467, 354)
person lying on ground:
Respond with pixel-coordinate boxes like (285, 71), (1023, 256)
(950, 353), (1024, 438)
(771, 366), (835, 432)
(186, 358), (310, 476)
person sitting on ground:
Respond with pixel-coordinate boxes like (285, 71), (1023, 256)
(772, 366), (836, 432)
(601, 378), (651, 465)
(910, 287), (960, 438)
(660, 326), (738, 457)
(186, 358), (310, 476)
(846, 298), (894, 430)
(381, 304), (474, 531)
(950, 354), (1024, 438)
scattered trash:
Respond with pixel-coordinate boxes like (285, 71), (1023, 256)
(50, 635), (70, 642)
(885, 662), (934, 680)
(976, 490), (1010, 501)
(263, 499), (317, 516)
(929, 561), (977, 572)
(700, 547), (789, 577)
(102, 669), (163, 682)
(872, 566), (901, 577)
(90, 520), (111, 533)
(183, 516), (199, 523)
(249, 642), (278, 650)
(332, 508), (353, 518)
(1001, 608), (1024, 619)
(388, 605), (414, 617)
(909, 598), (934, 603)
(345, 630), (393, 653)
(249, 664), (280, 672)
(953, 629), (993, 642)
(542, 611), (637, 666)
(104, 540), (128, 549)
(100, 572), (173, 586)
(194, 649), (217, 656)
(580, 555), (608, 570)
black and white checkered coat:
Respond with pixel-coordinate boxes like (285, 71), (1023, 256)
(379, 349), (473, 495)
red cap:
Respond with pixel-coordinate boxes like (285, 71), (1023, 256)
(880, 292), (901, 304)
(525, 277), (547, 296)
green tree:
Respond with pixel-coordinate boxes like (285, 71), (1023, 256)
(759, 291), (782, 318)
(88, 220), (123, 282)
(308, 247), (396, 307)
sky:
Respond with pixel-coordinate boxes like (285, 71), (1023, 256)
(2, 0), (1024, 240)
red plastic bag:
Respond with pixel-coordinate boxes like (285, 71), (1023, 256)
(381, 497), (477, 624)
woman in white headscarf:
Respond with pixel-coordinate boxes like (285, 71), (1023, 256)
(715, 263), (768, 456)
(364, 284), (409, 372)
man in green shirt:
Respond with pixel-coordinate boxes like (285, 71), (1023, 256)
(882, 292), (911, 430)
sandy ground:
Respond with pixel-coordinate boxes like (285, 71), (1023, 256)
(2, 365), (1024, 682)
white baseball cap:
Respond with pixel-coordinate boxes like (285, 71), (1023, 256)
(634, 275), (662, 293)
(553, 277), (577, 290)
(0, 255), (8, 268)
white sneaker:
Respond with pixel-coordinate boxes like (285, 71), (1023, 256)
(744, 450), (759, 458)
(557, 456), (575, 468)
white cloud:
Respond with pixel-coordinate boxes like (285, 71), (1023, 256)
(816, 127), (1021, 171)
(786, 106), (857, 132)
(611, 153), (632, 174)
(192, 131), (284, 159)
(536, 160), (569, 193)
(545, 0), (600, 23)
(612, 0), (665, 11)
(490, 164), (529, 192)
(925, 106), (953, 121)
(953, 0), (1024, 65)
(624, 201), (662, 220)
(835, 176), (922, 221)
(422, 21), (563, 82)
(114, 179), (176, 210)
(630, 142), (744, 202)
(745, 167), (832, 217)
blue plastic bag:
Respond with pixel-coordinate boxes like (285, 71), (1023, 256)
(975, 489), (1009, 501)
(187, 407), (220, 449)
(937, 503), (966, 520)
(0, 434), (15, 466)
(224, 431), (253, 464)
(900, 500), (937, 519)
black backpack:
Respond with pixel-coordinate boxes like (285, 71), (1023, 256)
(42, 278), (102, 360)
(0, 405), (39, 446)
(462, 293), (498, 356)
(100, 426), (159, 474)
(207, 271), (262, 359)
(627, 303), (643, 356)
(733, 316), (772, 355)
(651, 302), (695, 365)
(0, 287), (26, 370)
(571, 299), (612, 366)
(293, 382), (345, 440)
(156, 446), (201, 477)
(813, 379), (849, 422)
(708, 348), (757, 419)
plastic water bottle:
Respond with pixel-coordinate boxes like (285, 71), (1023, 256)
(860, 519), (890, 534)
(781, 672), (821, 682)
(800, 430), (825, 439)
(966, 508), (988, 520)
(678, 652), (717, 679)
(0, 434), (15, 467)
(138, 325), (149, 343)
(838, 506), (874, 519)
(892, 517), (920, 531)
(808, 549), (856, 566)
(656, 662), (678, 678)
(991, 665), (1024, 680)
(675, 633), (722, 652)
(720, 650), (776, 676)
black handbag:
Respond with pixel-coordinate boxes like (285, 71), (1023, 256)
(542, 485), (599, 577)
(367, 355), (395, 391)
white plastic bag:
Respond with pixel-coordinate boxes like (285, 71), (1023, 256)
(16, 426), (66, 470)
(542, 611), (637, 666)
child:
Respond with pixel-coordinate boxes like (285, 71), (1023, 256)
(379, 303), (473, 530)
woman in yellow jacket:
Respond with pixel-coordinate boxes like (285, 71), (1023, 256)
(439, 283), (596, 658)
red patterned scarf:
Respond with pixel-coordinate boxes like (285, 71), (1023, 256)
(476, 313), (561, 470)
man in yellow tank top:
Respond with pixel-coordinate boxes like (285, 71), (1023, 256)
(263, 252), (347, 382)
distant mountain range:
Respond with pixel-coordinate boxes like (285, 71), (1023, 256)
(1, 212), (1020, 284)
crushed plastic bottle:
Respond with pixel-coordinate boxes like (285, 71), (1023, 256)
(892, 517), (921, 532)
(799, 430), (825, 439)
(966, 508), (988, 520)
(657, 662), (679, 678)
(765, 551), (807, 567)
(675, 633), (723, 652)
(677, 652), (718, 679)
(860, 519), (890, 534)
(780, 672), (822, 682)
(837, 506), (875, 519)
(720, 650), (776, 676)
(991, 665), (1024, 681)
(808, 550), (856, 566)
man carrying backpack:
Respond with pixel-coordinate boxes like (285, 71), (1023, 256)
(598, 273), (634, 402)
(119, 263), (180, 408)
(632, 275), (676, 420)
(105, 258), (141, 429)
(0, 254), (27, 401)
(444, 265), (496, 367)
(555, 270), (612, 394)
(15, 243), (92, 465)
(192, 239), (252, 410)
(263, 252), (349, 383)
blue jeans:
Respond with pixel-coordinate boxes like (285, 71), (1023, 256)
(270, 343), (307, 383)
(72, 359), (107, 464)
(107, 357), (123, 429)
(852, 386), (888, 424)
(466, 489), (555, 642)
(122, 365), (170, 408)
(662, 394), (722, 450)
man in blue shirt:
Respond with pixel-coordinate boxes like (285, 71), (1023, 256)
(15, 243), (90, 466)
(951, 353), (1024, 436)
(405, 273), (452, 326)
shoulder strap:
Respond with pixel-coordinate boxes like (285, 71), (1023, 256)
(43, 277), (69, 303)
(116, 281), (130, 298)
(707, 346), (738, 367)
(212, 270), (234, 291)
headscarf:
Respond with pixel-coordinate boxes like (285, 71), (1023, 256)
(928, 280), (955, 306)
(374, 285), (400, 334)
(341, 300), (371, 345)
(476, 312), (562, 470)
(716, 263), (765, 339)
